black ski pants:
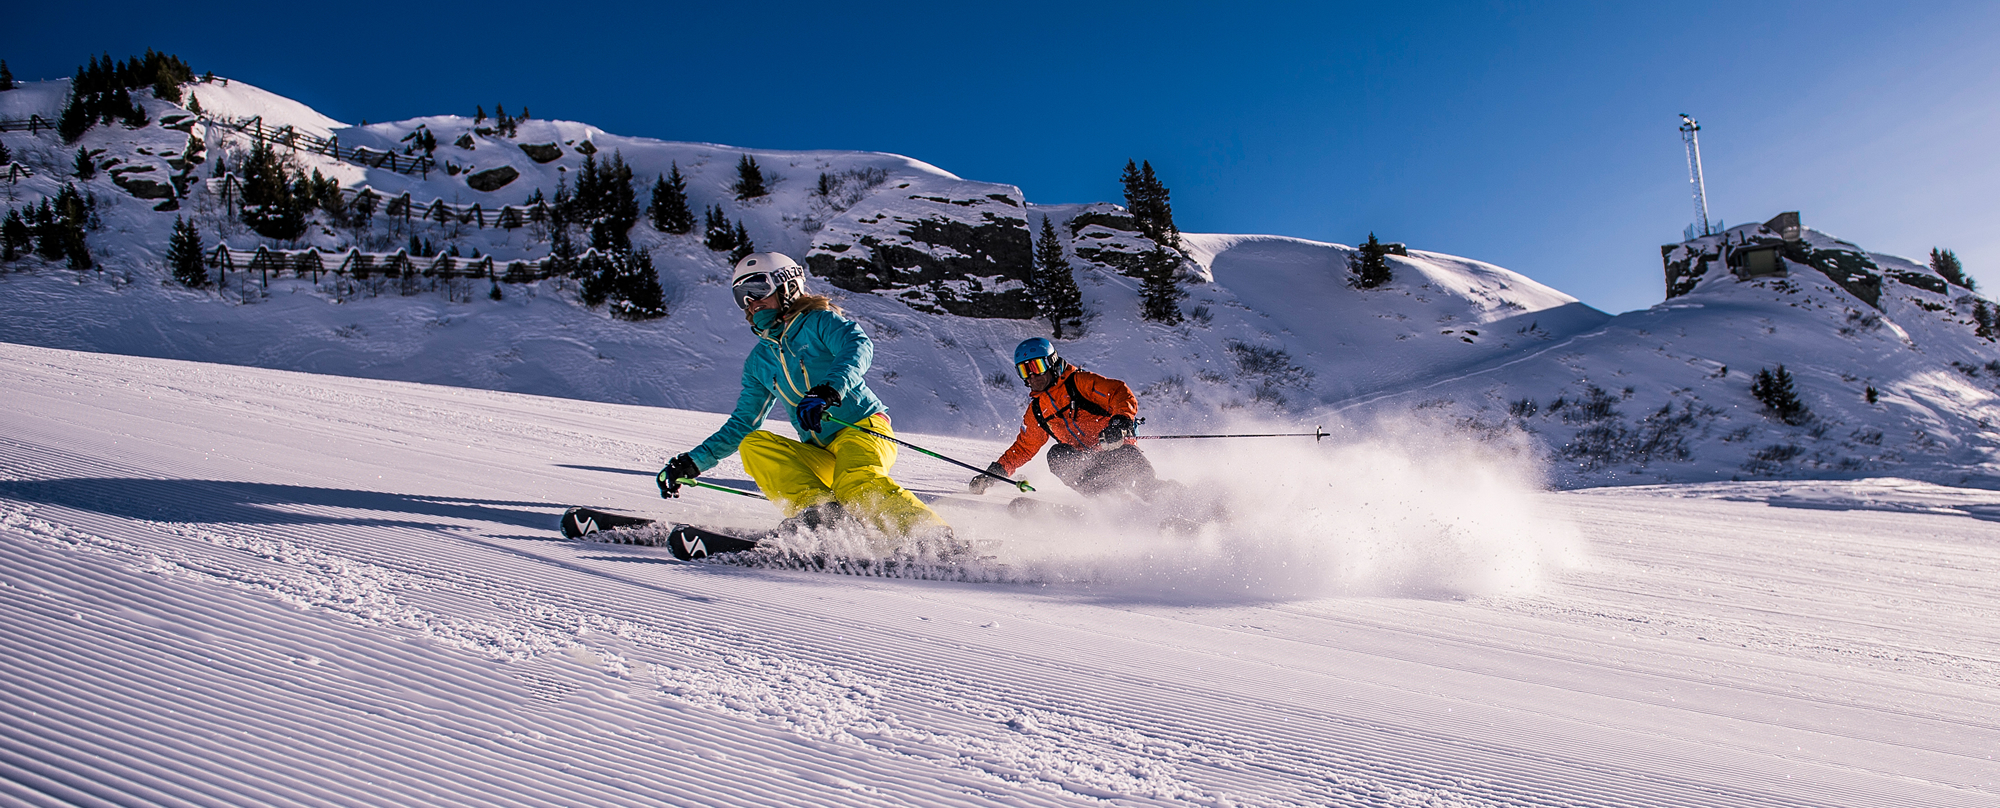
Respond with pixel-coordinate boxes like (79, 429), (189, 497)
(1045, 443), (1159, 499)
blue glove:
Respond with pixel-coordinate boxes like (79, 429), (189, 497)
(796, 385), (841, 433)
(658, 453), (698, 498)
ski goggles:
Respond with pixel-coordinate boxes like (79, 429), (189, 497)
(731, 267), (804, 309)
(731, 272), (777, 309)
(1016, 356), (1056, 380)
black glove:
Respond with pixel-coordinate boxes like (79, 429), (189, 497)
(968, 462), (1007, 495)
(1098, 415), (1138, 446)
(796, 384), (841, 433)
(657, 453), (699, 498)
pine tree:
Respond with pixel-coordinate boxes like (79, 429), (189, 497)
(1138, 246), (1184, 324)
(732, 154), (767, 200)
(186, 93), (202, 114)
(729, 222), (754, 264)
(165, 215), (207, 287)
(1120, 159), (1181, 252)
(1137, 161), (1180, 250)
(0, 137), (12, 165)
(578, 251), (613, 307)
(120, 86), (148, 128)
(58, 90), (93, 143)
(1975, 300), (1994, 340)
(1, 207), (29, 260)
(597, 152), (638, 250)
(237, 140), (306, 240)
(1751, 365), (1810, 424)
(546, 178), (579, 277)
(703, 205), (736, 252)
(48, 184), (93, 270)
(611, 249), (667, 320)
(0, 60), (15, 91)
(475, 105), (486, 124)
(1031, 216), (1085, 338)
(32, 199), (64, 261)
(74, 147), (95, 179)
(1932, 247), (1974, 291)
(1348, 232), (1393, 289)
(649, 163), (695, 234)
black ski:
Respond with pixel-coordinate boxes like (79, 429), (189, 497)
(561, 506), (656, 538)
(560, 507), (764, 560)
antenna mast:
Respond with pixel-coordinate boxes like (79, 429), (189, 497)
(1679, 114), (1712, 238)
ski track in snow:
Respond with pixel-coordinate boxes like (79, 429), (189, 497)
(3, 342), (1999, 807)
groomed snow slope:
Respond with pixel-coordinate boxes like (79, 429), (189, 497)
(4, 342), (1997, 807)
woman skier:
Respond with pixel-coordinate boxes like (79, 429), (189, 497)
(657, 252), (949, 541)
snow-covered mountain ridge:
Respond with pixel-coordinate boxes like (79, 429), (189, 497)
(3, 72), (1996, 488)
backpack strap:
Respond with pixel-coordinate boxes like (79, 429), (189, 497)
(1064, 372), (1112, 418)
(1030, 370), (1112, 445)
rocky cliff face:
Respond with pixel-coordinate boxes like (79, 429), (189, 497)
(805, 175), (1035, 319)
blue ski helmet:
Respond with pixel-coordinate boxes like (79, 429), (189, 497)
(1012, 338), (1065, 383)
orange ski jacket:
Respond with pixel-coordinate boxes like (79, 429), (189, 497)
(995, 367), (1139, 475)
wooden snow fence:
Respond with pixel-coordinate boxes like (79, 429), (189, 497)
(206, 243), (558, 287)
(0, 115), (54, 134)
(197, 180), (550, 232)
(201, 114), (436, 178)
(352, 187), (550, 229)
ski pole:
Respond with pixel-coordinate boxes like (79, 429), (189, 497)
(1135, 426), (1329, 442)
(824, 415), (1035, 492)
(675, 478), (768, 500)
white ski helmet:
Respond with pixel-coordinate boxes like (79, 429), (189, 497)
(730, 252), (808, 309)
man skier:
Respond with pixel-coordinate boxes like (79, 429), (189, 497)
(968, 338), (1171, 502)
(657, 252), (948, 541)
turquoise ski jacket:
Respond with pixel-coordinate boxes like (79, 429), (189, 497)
(687, 307), (888, 471)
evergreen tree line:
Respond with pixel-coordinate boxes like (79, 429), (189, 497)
(58, 51), (195, 142)
(562, 152), (638, 251)
(1932, 247), (1974, 292)
(535, 160), (667, 321)
(231, 140), (342, 241)
(2, 184), (98, 269)
(72, 50), (193, 101)
(472, 104), (529, 137)
(58, 86), (148, 142)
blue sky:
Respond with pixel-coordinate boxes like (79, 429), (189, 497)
(6, 1), (1997, 315)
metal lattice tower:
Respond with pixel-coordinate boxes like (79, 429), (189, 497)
(1679, 114), (1712, 238)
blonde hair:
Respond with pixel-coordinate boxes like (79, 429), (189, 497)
(745, 293), (843, 324)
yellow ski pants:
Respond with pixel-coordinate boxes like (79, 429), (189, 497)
(737, 413), (944, 537)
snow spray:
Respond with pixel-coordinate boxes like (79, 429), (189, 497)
(985, 414), (1586, 602)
